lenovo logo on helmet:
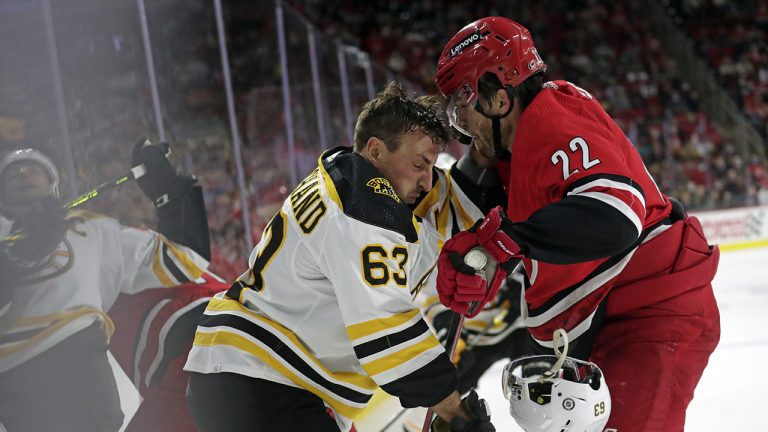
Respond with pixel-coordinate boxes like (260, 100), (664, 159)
(450, 31), (482, 57)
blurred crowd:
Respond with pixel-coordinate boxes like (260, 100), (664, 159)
(291, 0), (768, 211)
(671, 0), (768, 143)
(2, 0), (767, 280)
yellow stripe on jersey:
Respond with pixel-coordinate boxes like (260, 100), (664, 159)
(205, 298), (377, 391)
(440, 170), (475, 230)
(412, 182), (442, 219)
(163, 237), (205, 279)
(360, 335), (441, 376)
(68, 209), (109, 221)
(410, 261), (436, 298)
(0, 306), (114, 357)
(318, 156), (343, 210)
(151, 240), (175, 286)
(436, 196), (452, 246)
(451, 192), (476, 231)
(346, 309), (421, 341)
(193, 330), (367, 420)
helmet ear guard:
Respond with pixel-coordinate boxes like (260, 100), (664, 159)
(502, 330), (611, 432)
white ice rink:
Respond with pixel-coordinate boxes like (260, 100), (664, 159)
(475, 246), (768, 432)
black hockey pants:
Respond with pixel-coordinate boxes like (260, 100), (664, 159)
(0, 323), (124, 431)
(187, 371), (342, 431)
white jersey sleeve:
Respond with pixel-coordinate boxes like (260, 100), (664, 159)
(109, 221), (209, 296)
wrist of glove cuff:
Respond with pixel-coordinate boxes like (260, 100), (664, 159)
(149, 175), (196, 208)
(471, 206), (522, 263)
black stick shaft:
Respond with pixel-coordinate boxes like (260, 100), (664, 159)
(66, 164), (146, 209)
(421, 312), (465, 432)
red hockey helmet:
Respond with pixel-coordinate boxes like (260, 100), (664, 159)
(435, 17), (546, 135)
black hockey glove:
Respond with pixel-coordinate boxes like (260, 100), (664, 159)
(2, 197), (69, 264)
(430, 390), (495, 432)
(132, 138), (195, 208)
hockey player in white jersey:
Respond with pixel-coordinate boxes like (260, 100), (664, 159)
(0, 144), (210, 431)
(185, 83), (497, 432)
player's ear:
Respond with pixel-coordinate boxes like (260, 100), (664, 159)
(495, 88), (512, 115)
(364, 137), (384, 165)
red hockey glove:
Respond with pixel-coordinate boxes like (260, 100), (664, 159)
(437, 206), (522, 318)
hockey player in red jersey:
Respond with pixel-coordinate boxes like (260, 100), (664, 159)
(109, 275), (227, 432)
(434, 17), (720, 432)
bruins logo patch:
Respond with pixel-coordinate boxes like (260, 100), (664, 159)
(366, 177), (400, 202)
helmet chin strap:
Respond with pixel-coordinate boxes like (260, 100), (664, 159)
(540, 328), (569, 383)
(491, 116), (504, 158)
(476, 87), (516, 158)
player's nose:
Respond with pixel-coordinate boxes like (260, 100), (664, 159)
(418, 170), (433, 192)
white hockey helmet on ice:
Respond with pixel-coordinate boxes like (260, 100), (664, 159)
(0, 148), (60, 210)
(502, 330), (611, 432)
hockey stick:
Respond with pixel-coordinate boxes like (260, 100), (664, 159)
(66, 140), (169, 209)
(66, 165), (147, 209)
(420, 312), (465, 432)
(420, 247), (491, 432)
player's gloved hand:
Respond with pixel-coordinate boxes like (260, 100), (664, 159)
(2, 197), (69, 264)
(132, 138), (195, 208)
(437, 206), (521, 317)
(430, 389), (495, 432)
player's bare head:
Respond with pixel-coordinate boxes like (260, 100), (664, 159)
(353, 81), (449, 154)
(355, 83), (449, 203)
(0, 149), (60, 216)
(414, 93), (447, 111)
